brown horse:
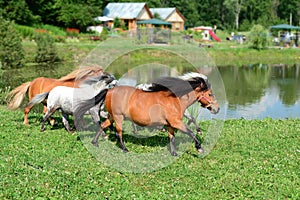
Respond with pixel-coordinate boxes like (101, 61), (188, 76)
(75, 72), (219, 156)
(7, 66), (104, 125)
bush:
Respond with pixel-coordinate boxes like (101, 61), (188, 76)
(0, 63), (10, 105)
(0, 19), (25, 69)
(34, 33), (60, 63)
(100, 27), (109, 41)
(248, 24), (270, 50)
(38, 24), (66, 36)
(14, 24), (35, 39)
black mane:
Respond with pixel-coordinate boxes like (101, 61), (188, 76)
(146, 75), (209, 97)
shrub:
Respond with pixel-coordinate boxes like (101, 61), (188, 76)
(34, 33), (60, 63)
(38, 24), (66, 36)
(100, 27), (109, 41)
(0, 63), (10, 105)
(248, 24), (270, 50)
(0, 18), (25, 69)
(66, 28), (80, 37)
(14, 24), (35, 39)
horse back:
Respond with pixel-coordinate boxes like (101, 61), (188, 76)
(28, 77), (77, 100)
(106, 86), (183, 126)
(105, 86), (136, 116)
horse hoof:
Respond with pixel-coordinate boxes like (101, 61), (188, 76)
(40, 129), (45, 132)
(171, 151), (178, 156)
(198, 148), (204, 154)
(67, 129), (74, 134)
(123, 148), (129, 153)
(91, 141), (99, 147)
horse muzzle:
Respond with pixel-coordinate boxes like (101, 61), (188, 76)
(200, 101), (220, 114)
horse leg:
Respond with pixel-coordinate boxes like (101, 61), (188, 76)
(62, 113), (73, 133)
(184, 110), (201, 134)
(167, 127), (178, 156)
(23, 105), (33, 125)
(171, 122), (203, 153)
(91, 118), (110, 147)
(89, 107), (100, 125)
(132, 122), (138, 135)
(44, 106), (55, 126)
(41, 106), (57, 132)
(114, 115), (128, 153)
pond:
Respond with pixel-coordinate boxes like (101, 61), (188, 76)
(3, 64), (300, 119)
(219, 64), (300, 119)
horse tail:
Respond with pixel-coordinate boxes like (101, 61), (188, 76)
(74, 89), (108, 127)
(25, 92), (49, 109)
(7, 82), (31, 110)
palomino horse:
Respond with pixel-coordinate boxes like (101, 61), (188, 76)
(75, 72), (219, 156)
(7, 66), (104, 125)
(26, 73), (117, 132)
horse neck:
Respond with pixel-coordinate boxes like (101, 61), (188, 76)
(179, 90), (197, 110)
(91, 82), (108, 93)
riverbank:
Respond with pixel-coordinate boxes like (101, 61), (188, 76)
(21, 38), (300, 69)
(0, 105), (298, 199)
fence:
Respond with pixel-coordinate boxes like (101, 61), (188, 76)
(137, 27), (171, 44)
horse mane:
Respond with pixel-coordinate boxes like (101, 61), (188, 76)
(59, 65), (104, 82)
(144, 72), (210, 97)
(80, 73), (116, 86)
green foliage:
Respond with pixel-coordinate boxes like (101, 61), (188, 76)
(1, 0), (300, 32)
(14, 24), (35, 39)
(36, 24), (66, 36)
(56, 2), (102, 32)
(0, 0), (40, 25)
(248, 24), (270, 50)
(0, 18), (24, 69)
(113, 17), (125, 29)
(239, 19), (252, 31)
(100, 27), (109, 41)
(153, 12), (162, 19)
(34, 33), (60, 63)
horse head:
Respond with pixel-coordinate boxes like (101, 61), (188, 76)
(180, 72), (220, 114)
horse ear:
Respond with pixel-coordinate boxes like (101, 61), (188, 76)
(200, 82), (206, 90)
(195, 86), (201, 92)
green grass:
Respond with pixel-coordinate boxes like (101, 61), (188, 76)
(20, 34), (300, 69)
(0, 105), (299, 199)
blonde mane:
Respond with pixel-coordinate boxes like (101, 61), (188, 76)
(59, 65), (104, 82)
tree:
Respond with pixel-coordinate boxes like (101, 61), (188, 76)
(0, 0), (40, 25)
(0, 18), (24, 69)
(55, 0), (103, 31)
(248, 24), (270, 50)
(34, 33), (60, 63)
(224, 0), (244, 30)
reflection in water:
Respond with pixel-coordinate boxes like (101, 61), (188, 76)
(219, 64), (300, 119)
(4, 63), (300, 119)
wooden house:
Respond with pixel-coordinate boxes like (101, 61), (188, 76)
(150, 8), (185, 31)
(103, 2), (153, 31)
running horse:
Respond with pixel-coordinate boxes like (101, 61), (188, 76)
(75, 72), (220, 156)
(7, 66), (104, 125)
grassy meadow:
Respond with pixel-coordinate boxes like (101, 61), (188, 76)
(1, 33), (299, 199)
(0, 105), (299, 199)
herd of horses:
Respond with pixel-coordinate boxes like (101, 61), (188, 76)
(7, 66), (219, 156)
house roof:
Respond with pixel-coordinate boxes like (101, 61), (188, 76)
(104, 2), (151, 19)
(150, 8), (176, 20)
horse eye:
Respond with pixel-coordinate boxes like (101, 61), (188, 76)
(209, 93), (214, 97)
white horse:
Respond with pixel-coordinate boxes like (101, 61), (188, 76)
(26, 73), (118, 132)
